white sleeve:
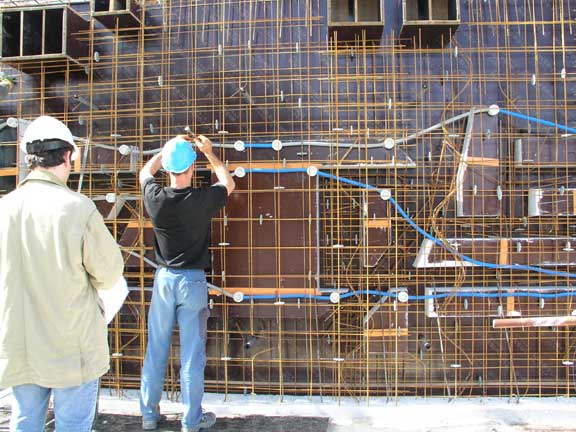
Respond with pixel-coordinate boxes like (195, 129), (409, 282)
(98, 277), (129, 323)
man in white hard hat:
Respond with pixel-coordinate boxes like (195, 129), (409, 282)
(139, 134), (235, 432)
(0, 115), (125, 431)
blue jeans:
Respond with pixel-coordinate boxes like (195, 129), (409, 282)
(140, 268), (209, 429)
(10, 379), (99, 432)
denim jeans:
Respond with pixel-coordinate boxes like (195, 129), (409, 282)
(10, 379), (99, 432)
(140, 267), (209, 429)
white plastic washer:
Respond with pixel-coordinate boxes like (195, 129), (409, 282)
(307, 166), (318, 177)
(105, 193), (116, 204)
(380, 189), (392, 201)
(488, 104), (500, 116)
(7, 117), (18, 128)
(233, 291), (244, 303)
(383, 137), (395, 149)
(118, 144), (132, 156)
(234, 166), (246, 178)
(233, 140), (245, 152)
(271, 139), (282, 151)
(329, 292), (340, 304)
(397, 290), (409, 303)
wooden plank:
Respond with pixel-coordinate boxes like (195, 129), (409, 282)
(210, 162), (322, 172)
(126, 220), (153, 229)
(365, 218), (391, 229)
(506, 291), (516, 316)
(493, 316), (576, 329)
(499, 239), (509, 265)
(365, 328), (409, 338)
(502, 238), (515, 315)
(465, 157), (499, 167)
(0, 167), (17, 177)
(209, 287), (321, 296)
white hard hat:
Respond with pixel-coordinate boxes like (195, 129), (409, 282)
(20, 116), (79, 161)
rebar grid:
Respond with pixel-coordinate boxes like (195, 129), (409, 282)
(0, 0), (575, 400)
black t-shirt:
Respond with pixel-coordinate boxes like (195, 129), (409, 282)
(142, 177), (228, 269)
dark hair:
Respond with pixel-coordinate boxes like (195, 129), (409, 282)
(25, 147), (71, 169)
(171, 165), (193, 177)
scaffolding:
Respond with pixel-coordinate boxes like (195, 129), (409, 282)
(1, 0), (576, 400)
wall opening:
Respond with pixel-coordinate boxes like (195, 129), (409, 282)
(330, 0), (354, 23)
(405, 0), (429, 20)
(431, 0), (458, 20)
(357, 0), (381, 22)
(405, 0), (458, 21)
(94, 0), (110, 12)
(95, 0), (128, 12)
(2, 12), (21, 57)
(45, 9), (64, 54)
(330, 0), (382, 23)
(22, 10), (43, 56)
(0, 127), (17, 198)
(115, 0), (128, 11)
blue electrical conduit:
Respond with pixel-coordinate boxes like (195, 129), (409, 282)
(499, 108), (576, 135)
(244, 168), (576, 277)
(132, 107), (575, 156)
(238, 165), (576, 301)
(226, 107), (576, 150)
(243, 143), (275, 148)
(245, 290), (576, 302)
(237, 107), (576, 301)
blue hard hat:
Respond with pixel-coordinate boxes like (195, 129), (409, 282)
(161, 137), (197, 173)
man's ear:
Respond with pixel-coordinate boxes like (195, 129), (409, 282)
(65, 150), (73, 168)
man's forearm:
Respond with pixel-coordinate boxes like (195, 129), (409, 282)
(139, 152), (162, 185)
(204, 150), (235, 195)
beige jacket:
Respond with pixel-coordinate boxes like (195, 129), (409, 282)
(0, 170), (124, 388)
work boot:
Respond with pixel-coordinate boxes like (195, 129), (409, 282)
(142, 405), (162, 430)
(142, 418), (158, 430)
(181, 411), (217, 432)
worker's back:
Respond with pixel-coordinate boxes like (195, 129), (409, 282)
(142, 178), (227, 270)
(0, 170), (124, 389)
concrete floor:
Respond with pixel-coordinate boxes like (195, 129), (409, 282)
(84, 413), (329, 432)
(0, 409), (330, 432)
(1, 392), (576, 432)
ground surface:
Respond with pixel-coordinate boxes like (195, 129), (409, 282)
(77, 413), (329, 431)
(0, 391), (575, 431)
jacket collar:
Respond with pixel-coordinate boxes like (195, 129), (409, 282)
(19, 169), (68, 189)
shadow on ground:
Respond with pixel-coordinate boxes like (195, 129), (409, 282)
(97, 414), (329, 432)
(0, 407), (329, 432)
(37, 413), (328, 432)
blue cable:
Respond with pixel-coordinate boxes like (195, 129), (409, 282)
(239, 109), (576, 302)
(245, 290), (576, 302)
(245, 143), (274, 149)
(246, 168), (307, 174)
(387, 195), (576, 278)
(247, 167), (576, 279)
(246, 294), (331, 301)
(237, 166), (576, 303)
(500, 108), (576, 135)
(317, 170), (379, 190)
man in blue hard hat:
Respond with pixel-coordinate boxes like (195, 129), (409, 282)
(139, 134), (235, 432)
